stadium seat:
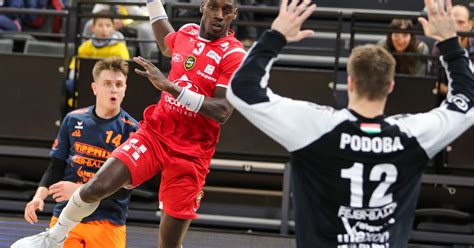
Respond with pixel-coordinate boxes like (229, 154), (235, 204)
(24, 40), (73, 57)
(0, 39), (13, 53)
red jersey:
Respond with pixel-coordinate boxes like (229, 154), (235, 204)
(143, 24), (246, 158)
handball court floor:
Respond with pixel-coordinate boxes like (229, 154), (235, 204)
(0, 215), (296, 248)
(1, 215), (471, 247)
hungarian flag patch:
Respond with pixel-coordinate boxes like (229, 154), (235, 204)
(360, 123), (381, 134)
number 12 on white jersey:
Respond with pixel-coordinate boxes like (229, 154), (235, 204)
(341, 162), (398, 208)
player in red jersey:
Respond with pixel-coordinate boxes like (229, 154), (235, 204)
(10, 0), (246, 247)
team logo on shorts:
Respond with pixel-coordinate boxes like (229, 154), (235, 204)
(196, 191), (204, 206)
(184, 56), (196, 70)
(122, 138), (148, 162)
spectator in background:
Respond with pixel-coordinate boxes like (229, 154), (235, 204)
(71, 11), (129, 68)
(432, 4), (474, 97)
(83, 4), (158, 59)
(0, 0), (22, 31)
(67, 11), (129, 103)
(377, 19), (429, 76)
(0, 14), (21, 31)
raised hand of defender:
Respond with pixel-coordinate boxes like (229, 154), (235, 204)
(271, 0), (316, 43)
(134, 56), (171, 92)
(418, 0), (457, 41)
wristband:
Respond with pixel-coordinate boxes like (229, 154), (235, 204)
(176, 88), (205, 113)
(147, 0), (168, 24)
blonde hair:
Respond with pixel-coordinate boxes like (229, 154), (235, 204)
(92, 57), (129, 81)
(347, 44), (395, 100)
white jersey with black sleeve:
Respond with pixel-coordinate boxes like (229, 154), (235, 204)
(227, 31), (474, 248)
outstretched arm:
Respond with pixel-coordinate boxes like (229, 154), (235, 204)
(134, 56), (234, 123)
(147, 0), (175, 57)
(388, 0), (474, 159)
(226, 0), (342, 153)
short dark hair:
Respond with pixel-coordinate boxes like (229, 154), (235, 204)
(347, 45), (396, 101)
(92, 10), (114, 25)
(92, 57), (128, 81)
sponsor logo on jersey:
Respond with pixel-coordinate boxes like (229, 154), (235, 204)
(184, 56), (196, 70)
(448, 94), (470, 112)
(76, 166), (96, 183)
(206, 50), (221, 64)
(339, 133), (404, 153)
(220, 41), (230, 51)
(75, 121), (83, 129)
(172, 53), (183, 62)
(336, 203), (397, 246)
(71, 130), (81, 137)
(164, 95), (198, 117)
(166, 75), (199, 117)
(197, 70), (217, 82)
(338, 203), (397, 221)
(173, 75), (199, 92)
(72, 155), (104, 168)
(204, 64), (215, 75)
(121, 117), (137, 126)
(74, 142), (111, 159)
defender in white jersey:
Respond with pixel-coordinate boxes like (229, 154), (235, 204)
(227, 0), (474, 247)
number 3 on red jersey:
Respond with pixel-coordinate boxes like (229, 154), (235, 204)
(193, 42), (206, 55)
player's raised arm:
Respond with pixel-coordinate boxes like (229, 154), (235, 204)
(147, 0), (175, 57)
(225, 0), (334, 152)
(387, 0), (474, 159)
(419, 0), (474, 101)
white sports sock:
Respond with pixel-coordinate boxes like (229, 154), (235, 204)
(49, 186), (100, 242)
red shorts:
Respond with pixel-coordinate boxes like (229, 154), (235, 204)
(111, 125), (210, 219)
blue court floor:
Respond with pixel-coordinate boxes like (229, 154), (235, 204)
(0, 215), (296, 248)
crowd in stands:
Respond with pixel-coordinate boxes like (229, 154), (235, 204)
(0, 0), (48, 31)
(0, 0), (474, 82)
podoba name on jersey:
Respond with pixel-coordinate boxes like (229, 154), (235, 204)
(339, 133), (404, 153)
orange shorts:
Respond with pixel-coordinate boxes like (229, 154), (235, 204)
(111, 126), (211, 220)
(50, 216), (126, 248)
